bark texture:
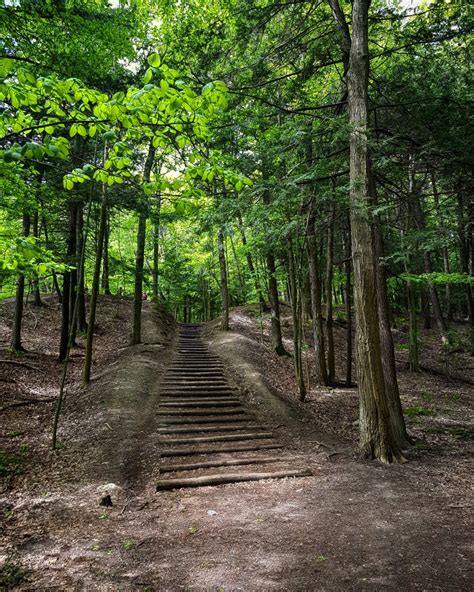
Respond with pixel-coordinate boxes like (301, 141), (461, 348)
(348, 0), (403, 462)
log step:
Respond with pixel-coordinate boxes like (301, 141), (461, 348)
(160, 397), (240, 403)
(159, 393), (238, 399)
(160, 456), (297, 472)
(161, 432), (273, 445)
(159, 401), (241, 408)
(156, 468), (312, 490)
(162, 384), (229, 387)
(160, 443), (283, 457)
(160, 416), (252, 425)
(157, 408), (244, 416)
(158, 424), (266, 434)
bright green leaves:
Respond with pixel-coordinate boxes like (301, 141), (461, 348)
(400, 272), (474, 285)
(0, 58), (14, 79)
(185, 163), (252, 192)
(70, 123), (87, 138)
(143, 68), (153, 84)
(1, 49), (233, 203)
(147, 53), (161, 68)
(0, 237), (68, 277)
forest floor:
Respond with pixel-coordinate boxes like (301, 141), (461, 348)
(1, 296), (473, 591)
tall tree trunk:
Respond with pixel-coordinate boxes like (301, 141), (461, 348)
(229, 231), (245, 304)
(325, 203), (336, 384)
(237, 211), (267, 310)
(32, 210), (42, 306)
(457, 192), (474, 351)
(262, 175), (288, 355)
(343, 219), (353, 387)
(348, 0), (403, 463)
(10, 212), (31, 351)
(152, 207), (161, 303)
(102, 211), (111, 295)
(41, 215), (62, 302)
(407, 280), (420, 372)
(83, 188), (108, 384)
(76, 203), (88, 333)
(218, 227), (230, 331)
(59, 200), (78, 362)
(307, 211), (328, 384)
(373, 205), (411, 447)
(288, 237), (306, 400)
(266, 251), (288, 355)
(132, 141), (155, 345)
(431, 173), (453, 321)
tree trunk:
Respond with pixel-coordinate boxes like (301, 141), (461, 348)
(237, 211), (267, 310)
(59, 200), (78, 362)
(218, 227), (230, 331)
(152, 214), (160, 302)
(343, 219), (353, 387)
(348, 0), (403, 463)
(288, 237), (306, 400)
(457, 192), (474, 351)
(32, 210), (42, 306)
(132, 141), (155, 345)
(102, 211), (111, 295)
(325, 203), (336, 384)
(41, 215), (62, 302)
(262, 177), (288, 355)
(407, 280), (420, 372)
(307, 211), (329, 384)
(373, 201), (411, 447)
(76, 203), (88, 333)
(10, 212), (31, 351)
(83, 188), (107, 384)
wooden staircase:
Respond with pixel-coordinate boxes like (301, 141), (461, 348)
(156, 324), (311, 491)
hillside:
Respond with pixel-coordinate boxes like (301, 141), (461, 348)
(1, 297), (472, 590)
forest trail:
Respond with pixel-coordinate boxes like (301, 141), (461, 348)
(157, 324), (311, 490)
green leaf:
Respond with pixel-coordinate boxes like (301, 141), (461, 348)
(143, 68), (153, 84)
(0, 58), (14, 78)
(147, 53), (161, 68)
(89, 125), (97, 138)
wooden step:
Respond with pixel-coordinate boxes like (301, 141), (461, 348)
(156, 468), (312, 490)
(161, 432), (273, 445)
(161, 380), (228, 386)
(158, 423), (266, 434)
(160, 456), (296, 472)
(160, 397), (240, 403)
(159, 416), (252, 425)
(157, 408), (244, 416)
(159, 400), (241, 408)
(160, 442), (283, 457)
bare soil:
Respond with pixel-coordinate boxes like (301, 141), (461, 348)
(1, 298), (472, 591)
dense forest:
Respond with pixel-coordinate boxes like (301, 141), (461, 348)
(0, 1), (473, 587)
(1, 0), (472, 459)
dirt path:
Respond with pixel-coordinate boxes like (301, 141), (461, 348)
(1, 302), (473, 590)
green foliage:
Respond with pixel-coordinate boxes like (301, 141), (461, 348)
(401, 273), (474, 286)
(405, 406), (434, 417)
(0, 237), (69, 277)
(0, 559), (29, 590)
